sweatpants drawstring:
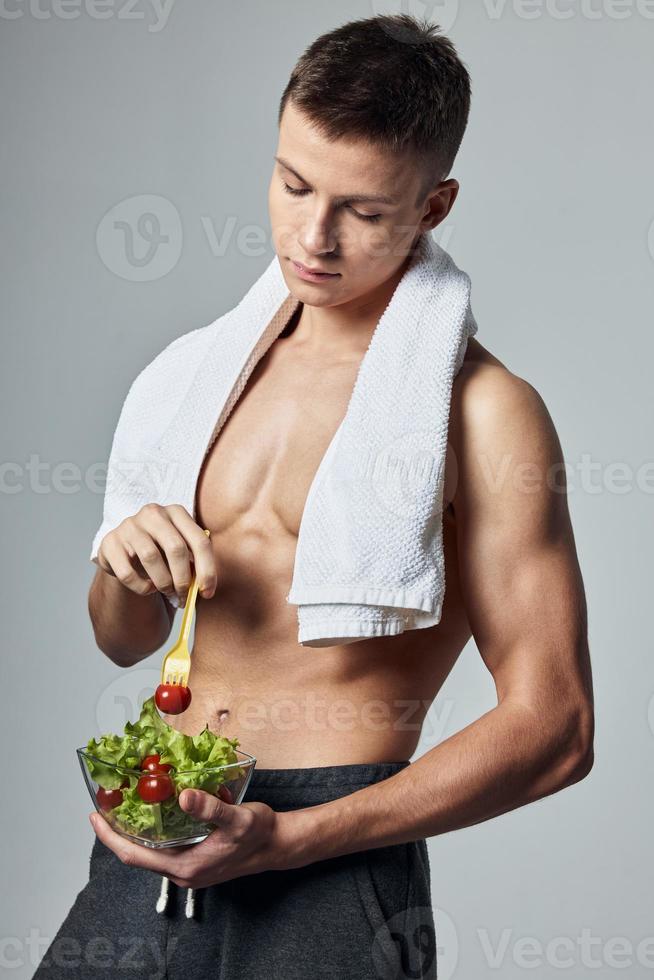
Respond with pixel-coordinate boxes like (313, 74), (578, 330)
(156, 875), (197, 918)
(156, 875), (169, 913)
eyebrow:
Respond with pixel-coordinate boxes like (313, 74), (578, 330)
(274, 156), (398, 206)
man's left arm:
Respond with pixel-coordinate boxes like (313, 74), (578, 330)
(274, 365), (595, 869)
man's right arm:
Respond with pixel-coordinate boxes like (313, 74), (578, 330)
(88, 567), (175, 668)
(88, 503), (217, 668)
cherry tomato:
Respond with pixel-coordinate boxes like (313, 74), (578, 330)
(155, 683), (192, 715)
(137, 773), (174, 803)
(218, 784), (234, 804)
(97, 779), (128, 812)
(140, 754), (172, 774)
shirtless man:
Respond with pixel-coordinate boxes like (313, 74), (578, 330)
(35, 14), (594, 980)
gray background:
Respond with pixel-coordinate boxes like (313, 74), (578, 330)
(2, 1), (653, 977)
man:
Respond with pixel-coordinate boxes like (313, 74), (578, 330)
(35, 13), (594, 980)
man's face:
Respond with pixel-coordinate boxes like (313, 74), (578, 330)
(269, 99), (434, 309)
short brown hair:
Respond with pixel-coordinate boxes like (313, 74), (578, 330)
(278, 14), (472, 204)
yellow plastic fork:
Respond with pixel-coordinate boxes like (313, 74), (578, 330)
(160, 528), (211, 688)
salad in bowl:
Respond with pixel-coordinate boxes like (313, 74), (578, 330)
(78, 696), (256, 848)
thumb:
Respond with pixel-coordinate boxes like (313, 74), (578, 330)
(178, 788), (235, 825)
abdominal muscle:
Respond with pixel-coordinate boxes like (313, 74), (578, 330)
(165, 510), (471, 769)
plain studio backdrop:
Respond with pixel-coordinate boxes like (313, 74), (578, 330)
(1, 2), (652, 978)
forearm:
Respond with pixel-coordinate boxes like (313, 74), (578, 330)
(275, 700), (592, 869)
(88, 567), (173, 667)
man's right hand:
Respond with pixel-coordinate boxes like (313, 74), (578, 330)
(96, 504), (217, 605)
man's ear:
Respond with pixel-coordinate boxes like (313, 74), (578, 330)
(421, 178), (460, 233)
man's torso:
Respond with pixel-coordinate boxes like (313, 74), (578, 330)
(168, 310), (488, 767)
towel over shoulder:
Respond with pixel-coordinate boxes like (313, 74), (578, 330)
(90, 231), (478, 647)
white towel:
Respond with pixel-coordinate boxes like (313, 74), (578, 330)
(90, 231), (477, 647)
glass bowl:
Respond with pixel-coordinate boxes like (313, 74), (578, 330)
(77, 739), (257, 848)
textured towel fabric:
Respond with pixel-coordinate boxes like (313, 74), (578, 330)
(32, 761), (437, 980)
(90, 231), (477, 647)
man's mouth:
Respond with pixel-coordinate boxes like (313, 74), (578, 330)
(290, 259), (340, 282)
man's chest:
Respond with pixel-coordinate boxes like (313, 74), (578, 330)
(194, 341), (364, 538)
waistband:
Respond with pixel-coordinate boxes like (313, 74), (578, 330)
(248, 759), (410, 787)
(243, 759), (411, 808)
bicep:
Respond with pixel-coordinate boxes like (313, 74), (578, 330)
(451, 370), (592, 723)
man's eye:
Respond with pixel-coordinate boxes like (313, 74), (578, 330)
(282, 181), (382, 223)
(282, 182), (310, 197)
(350, 208), (382, 223)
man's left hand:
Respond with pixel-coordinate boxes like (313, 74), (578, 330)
(89, 789), (283, 888)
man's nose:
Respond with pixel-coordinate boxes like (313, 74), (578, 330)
(298, 215), (338, 257)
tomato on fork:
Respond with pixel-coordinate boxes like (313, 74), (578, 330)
(155, 683), (192, 715)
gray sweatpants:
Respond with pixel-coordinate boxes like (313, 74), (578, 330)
(33, 760), (437, 979)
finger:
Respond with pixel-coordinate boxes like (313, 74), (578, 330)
(179, 788), (237, 827)
(123, 526), (178, 600)
(95, 539), (116, 576)
(100, 534), (156, 596)
(135, 505), (194, 602)
(89, 812), (191, 876)
(165, 507), (218, 598)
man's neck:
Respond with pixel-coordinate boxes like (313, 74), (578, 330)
(285, 252), (413, 356)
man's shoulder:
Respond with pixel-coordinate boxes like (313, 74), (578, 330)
(449, 338), (558, 467)
(453, 337), (547, 421)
